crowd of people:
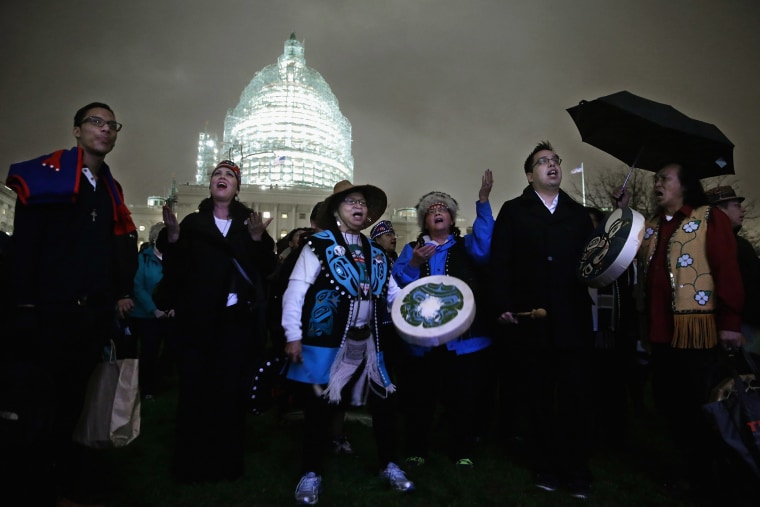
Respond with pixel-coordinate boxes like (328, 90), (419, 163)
(1, 103), (759, 507)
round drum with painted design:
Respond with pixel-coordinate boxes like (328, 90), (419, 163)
(578, 206), (645, 288)
(391, 275), (475, 347)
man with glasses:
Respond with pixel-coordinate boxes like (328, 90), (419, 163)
(5, 102), (137, 505)
(490, 140), (595, 499)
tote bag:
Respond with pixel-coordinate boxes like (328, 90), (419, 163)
(72, 343), (141, 448)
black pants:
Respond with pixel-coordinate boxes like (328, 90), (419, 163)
(130, 316), (172, 396)
(650, 344), (724, 492)
(296, 379), (400, 475)
(400, 346), (491, 461)
(4, 303), (118, 505)
(173, 304), (258, 483)
(591, 344), (636, 449)
(525, 348), (593, 483)
(492, 335), (532, 443)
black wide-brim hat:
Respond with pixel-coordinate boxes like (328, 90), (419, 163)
(316, 180), (387, 231)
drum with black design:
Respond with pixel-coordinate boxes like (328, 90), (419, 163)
(578, 206), (645, 288)
(391, 275), (476, 347)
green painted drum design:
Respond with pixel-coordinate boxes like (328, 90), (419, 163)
(392, 275), (476, 347)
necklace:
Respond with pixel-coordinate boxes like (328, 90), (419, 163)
(342, 231), (361, 246)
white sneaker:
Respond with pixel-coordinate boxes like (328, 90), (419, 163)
(381, 462), (415, 492)
(294, 472), (322, 505)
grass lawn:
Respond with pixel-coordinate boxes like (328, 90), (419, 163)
(103, 373), (695, 507)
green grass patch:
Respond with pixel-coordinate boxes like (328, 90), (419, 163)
(106, 376), (692, 507)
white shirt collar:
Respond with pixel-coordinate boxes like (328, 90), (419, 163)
(534, 190), (559, 214)
(82, 167), (97, 189)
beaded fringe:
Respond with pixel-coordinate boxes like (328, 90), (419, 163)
(322, 336), (395, 406)
(671, 314), (718, 349)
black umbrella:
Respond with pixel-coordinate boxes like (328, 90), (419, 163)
(567, 91), (734, 180)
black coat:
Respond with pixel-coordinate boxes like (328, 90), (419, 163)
(736, 233), (760, 327)
(10, 180), (137, 307)
(490, 186), (594, 350)
(159, 201), (277, 345)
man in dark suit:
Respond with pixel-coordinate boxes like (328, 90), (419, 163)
(490, 140), (594, 500)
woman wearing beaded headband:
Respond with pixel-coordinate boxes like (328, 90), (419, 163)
(159, 159), (277, 483)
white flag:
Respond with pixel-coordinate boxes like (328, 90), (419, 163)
(571, 165), (583, 174)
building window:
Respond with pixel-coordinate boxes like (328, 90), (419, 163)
(263, 211), (271, 219)
(281, 212), (288, 219)
(299, 213), (306, 220)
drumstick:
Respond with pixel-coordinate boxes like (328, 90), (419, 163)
(514, 308), (547, 319)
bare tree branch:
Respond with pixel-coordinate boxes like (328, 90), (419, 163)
(568, 163), (654, 215)
(569, 166), (760, 254)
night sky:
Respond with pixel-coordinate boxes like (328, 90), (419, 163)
(2, 0), (758, 222)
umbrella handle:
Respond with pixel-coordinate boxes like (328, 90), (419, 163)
(620, 165), (635, 195)
(619, 142), (646, 197)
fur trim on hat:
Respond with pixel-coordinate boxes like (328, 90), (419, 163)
(415, 191), (458, 230)
(316, 180), (387, 231)
(148, 222), (165, 244)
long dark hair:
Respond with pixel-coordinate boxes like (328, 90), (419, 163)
(674, 164), (708, 208)
(197, 197), (253, 221)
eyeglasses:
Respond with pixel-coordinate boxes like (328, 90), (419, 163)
(426, 205), (449, 215)
(532, 156), (562, 168)
(81, 116), (123, 132)
(343, 197), (367, 207)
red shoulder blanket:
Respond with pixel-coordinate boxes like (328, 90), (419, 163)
(7, 146), (136, 235)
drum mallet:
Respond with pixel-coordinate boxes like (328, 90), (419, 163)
(514, 308), (547, 319)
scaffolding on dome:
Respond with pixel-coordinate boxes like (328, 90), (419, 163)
(196, 33), (354, 190)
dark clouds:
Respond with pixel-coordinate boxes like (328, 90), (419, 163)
(2, 0), (759, 220)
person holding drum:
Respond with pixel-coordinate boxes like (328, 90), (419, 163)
(584, 206), (639, 451)
(615, 165), (743, 503)
(391, 169), (495, 470)
(490, 141), (594, 500)
(281, 181), (414, 505)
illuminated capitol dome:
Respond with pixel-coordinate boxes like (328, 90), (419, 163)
(196, 33), (354, 189)
(123, 32), (455, 247)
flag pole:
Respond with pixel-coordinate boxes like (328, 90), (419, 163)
(581, 162), (586, 207)
(572, 163), (586, 206)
